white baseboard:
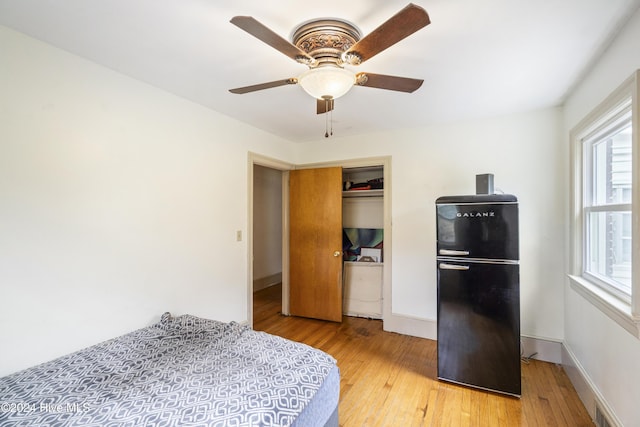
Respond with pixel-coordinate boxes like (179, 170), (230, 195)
(383, 314), (437, 340)
(521, 335), (562, 363)
(562, 343), (622, 427)
(253, 273), (282, 292)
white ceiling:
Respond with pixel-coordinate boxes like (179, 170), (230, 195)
(1, 0), (639, 142)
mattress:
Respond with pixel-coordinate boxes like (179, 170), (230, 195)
(0, 312), (339, 427)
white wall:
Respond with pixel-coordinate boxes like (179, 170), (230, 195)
(294, 107), (565, 343)
(562, 7), (640, 427)
(0, 25), (295, 376)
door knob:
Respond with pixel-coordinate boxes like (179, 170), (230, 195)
(333, 251), (341, 257)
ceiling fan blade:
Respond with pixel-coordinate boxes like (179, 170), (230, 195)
(345, 3), (430, 64)
(229, 78), (298, 94)
(356, 73), (423, 93)
(316, 98), (335, 114)
(230, 16), (314, 63)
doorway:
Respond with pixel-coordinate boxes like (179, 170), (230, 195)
(248, 153), (392, 328)
(252, 163), (284, 325)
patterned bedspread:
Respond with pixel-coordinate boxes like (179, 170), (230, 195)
(0, 313), (338, 426)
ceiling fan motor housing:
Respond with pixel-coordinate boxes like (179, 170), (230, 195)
(291, 19), (362, 67)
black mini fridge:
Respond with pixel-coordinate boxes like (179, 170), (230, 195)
(435, 194), (521, 397)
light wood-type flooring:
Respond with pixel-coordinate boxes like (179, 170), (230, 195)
(253, 284), (594, 427)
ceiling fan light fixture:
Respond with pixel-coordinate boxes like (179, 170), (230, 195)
(298, 66), (355, 100)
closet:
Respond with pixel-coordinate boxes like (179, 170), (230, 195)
(342, 166), (384, 319)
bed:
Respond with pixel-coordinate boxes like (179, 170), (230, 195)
(0, 312), (340, 427)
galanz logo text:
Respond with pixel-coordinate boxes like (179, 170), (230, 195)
(456, 211), (495, 218)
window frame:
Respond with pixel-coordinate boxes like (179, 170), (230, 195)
(569, 70), (640, 338)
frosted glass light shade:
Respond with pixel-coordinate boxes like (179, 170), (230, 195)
(298, 66), (355, 100)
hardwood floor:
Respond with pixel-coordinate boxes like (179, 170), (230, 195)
(253, 284), (594, 427)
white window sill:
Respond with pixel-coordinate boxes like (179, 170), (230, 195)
(568, 274), (640, 338)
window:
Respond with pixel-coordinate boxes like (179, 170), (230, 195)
(583, 108), (632, 300)
(570, 70), (640, 337)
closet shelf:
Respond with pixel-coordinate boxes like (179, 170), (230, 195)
(342, 189), (383, 198)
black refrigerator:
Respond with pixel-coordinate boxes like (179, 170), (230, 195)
(435, 194), (521, 397)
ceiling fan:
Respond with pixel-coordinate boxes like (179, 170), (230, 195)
(229, 3), (430, 119)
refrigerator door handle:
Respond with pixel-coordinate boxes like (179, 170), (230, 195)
(439, 249), (470, 256)
(439, 263), (470, 271)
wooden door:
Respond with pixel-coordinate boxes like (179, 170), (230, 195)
(289, 167), (343, 322)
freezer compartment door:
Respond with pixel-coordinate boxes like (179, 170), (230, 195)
(437, 260), (521, 396)
(436, 201), (519, 261)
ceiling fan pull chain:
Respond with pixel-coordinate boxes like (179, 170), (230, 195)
(325, 98), (330, 138)
(330, 108), (333, 136)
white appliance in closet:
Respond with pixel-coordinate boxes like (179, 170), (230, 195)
(342, 167), (384, 319)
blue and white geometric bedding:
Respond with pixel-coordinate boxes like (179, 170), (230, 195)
(0, 312), (339, 427)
